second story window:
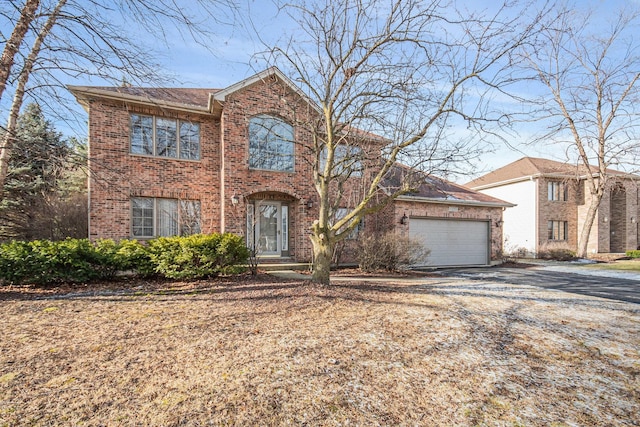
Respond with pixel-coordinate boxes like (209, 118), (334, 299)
(130, 114), (200, 160)
(248, 115), (294, 172)
(548, 181), (567, 201)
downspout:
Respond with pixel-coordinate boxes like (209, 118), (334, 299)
(220, 107), (226, 233)
(533, 176), (538, 257)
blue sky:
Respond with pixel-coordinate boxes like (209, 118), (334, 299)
(4, 0), (639, 181)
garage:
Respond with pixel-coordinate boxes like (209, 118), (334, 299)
(409, 218), (490, 267)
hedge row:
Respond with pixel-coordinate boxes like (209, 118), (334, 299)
(0, 233), (249, 285)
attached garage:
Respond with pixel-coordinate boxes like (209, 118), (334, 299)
(409, 218), (490, 267)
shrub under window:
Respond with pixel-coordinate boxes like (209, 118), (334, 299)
(132, 198), (201, 238)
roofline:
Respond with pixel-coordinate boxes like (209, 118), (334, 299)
(212, 67), (322, 114)
(396, 194), (515, 208)
(67, 85), (215, 115)
(470, 171), (639, 190)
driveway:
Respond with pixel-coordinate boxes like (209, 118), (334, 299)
(439, 263), (640, 305)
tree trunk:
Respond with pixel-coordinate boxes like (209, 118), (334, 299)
(310, 232), (333, 285)
(0, 0), (66, 194)
(0, 0), (40, 102)
(576, 193), (603, 258)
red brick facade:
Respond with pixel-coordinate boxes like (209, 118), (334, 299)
(71, 68), (508, 264)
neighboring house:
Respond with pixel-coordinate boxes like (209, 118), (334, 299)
(69, 67), (509, 267)
(466, 157), (640, 256)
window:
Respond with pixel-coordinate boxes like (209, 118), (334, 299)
(320, 145), (364, 177)
(548, 220), (568, 241)
(548, 181), (567, 201)
(130, 114), (200, 160)
(248, 115), (294, 172)
(334, 208), (364, 239)
(132, 198), (201, 238)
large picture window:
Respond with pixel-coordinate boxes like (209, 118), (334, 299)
(548, 220), (568, 241)
(248, 115), (294, 172)
(130, 114), (200, 160)
(132, 198), (201, 238)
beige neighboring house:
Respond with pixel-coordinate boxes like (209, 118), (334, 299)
(466, 157), (640, 256)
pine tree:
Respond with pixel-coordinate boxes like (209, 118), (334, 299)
(0, 103), (85, 241)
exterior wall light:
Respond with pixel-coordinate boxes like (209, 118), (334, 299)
(495, 219), (504, 227)
(230, 195), (239, 206)
(307, 200), (313, 209)
(400, 213), (408, 225)
(632, 217), (636, 224)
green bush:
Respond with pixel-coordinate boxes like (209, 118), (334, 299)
(625, 250), (640, 258)
(146, 233), (249, 280)
(0, 234), (249, 285)
(0, 238), (111, 285)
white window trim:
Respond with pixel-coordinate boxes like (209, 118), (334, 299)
(130, 114), (201, 161)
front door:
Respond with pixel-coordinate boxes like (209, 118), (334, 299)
(249, 201), (289, 256)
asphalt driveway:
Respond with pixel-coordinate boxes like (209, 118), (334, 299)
(439, 264), (640, 305)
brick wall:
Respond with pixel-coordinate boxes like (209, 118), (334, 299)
(86, 99), (220, 241)
(536, 177), (579, 252)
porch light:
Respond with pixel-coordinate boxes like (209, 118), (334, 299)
(632, 217), (637, 224)
(495, 219), (503, 227)
(307, 200), (313, 209)
(603, 216), (609, 222)
(230, 194), (240, 206)
(400, 213), (408, 225)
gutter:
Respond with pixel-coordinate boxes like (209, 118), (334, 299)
(396, 194), (515, 208)
(67, 85), (214, 115)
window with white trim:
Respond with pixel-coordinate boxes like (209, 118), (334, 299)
(130, 114), (200, 160)
(131, 198), (201, 238)
(548, 220), (568, 241)
(548, 181), (567, 201)
(248, 115), (294, 172)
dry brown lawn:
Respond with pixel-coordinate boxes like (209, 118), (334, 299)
(0, 273), (638, 426)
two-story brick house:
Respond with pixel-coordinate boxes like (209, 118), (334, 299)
(467, 157), (640, 256)
(69, 67), (510, 266)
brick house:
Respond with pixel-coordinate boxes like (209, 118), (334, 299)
(466, 157), (640, 256)
(69, 67), (510, 266)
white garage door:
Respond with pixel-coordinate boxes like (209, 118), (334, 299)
(409, 218), (489, 267)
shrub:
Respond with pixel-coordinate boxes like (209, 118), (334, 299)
(537, 242), (576, 261)
(356, 232), (430, 272)
(146, 233), (249, 280)
(625, 250), (640, 259)
(0, 238), (112, 285)
(0, 234), (249, 285)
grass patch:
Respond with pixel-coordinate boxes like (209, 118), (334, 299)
(0, 275), (638, 426)
(584, 259), (640, 271)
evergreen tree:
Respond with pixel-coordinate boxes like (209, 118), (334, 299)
(0, 103), (85, 241)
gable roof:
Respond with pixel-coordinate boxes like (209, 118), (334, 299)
(68, 67), (319, 117)
(383, 164), (514, 208)
(465, 157), (633, 190)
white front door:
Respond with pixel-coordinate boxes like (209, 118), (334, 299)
(257, 202), (280, 255)
(249, 202), (289, 256)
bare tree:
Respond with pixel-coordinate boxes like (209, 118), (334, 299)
(521, 5), (640, 258)
(261, 0), (549, 284)
(0, 0), (236, 194)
